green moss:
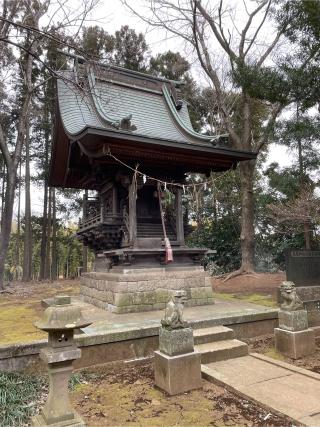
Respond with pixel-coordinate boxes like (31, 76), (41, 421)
(237, 293), (278, 308)
(0, 305), (45, 344)
(263, 348), (286, 361)
(71, 376), (216, 426)
(215, 292), (277, 308)
(0, 280), (81, 346)
(215, 292), (237, 301)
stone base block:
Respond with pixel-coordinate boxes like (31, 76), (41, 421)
(154, 350), (202, 395)
(278, 309), (308, 332)
(159, 327), (194, 356)
(32, 411), (86, 427)
(274, 327), (315, 359)
(81, 267), (214, 313)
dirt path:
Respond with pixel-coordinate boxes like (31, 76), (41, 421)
(70, 361), (292, 427)
(245, 334), (320, 374)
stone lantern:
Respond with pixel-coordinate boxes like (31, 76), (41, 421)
(32, 295), (91, 427)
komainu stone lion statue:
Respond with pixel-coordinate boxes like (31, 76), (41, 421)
(280, 281), (304, 311)
(161, 290), (188, 329)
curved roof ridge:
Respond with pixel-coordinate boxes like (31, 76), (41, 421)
(87, 68), (122, 129)
(57, 74), (104, 136)
(162, 85), (227, 143)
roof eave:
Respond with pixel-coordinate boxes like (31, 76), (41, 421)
(70, 126), (257, 161)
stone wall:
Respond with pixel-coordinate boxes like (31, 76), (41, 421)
(81, 267), (214, 313)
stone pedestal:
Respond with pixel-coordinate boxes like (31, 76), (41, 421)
(154, 350), (202, 395)
(154, 327), (201, 395)
(278, 309), (309, 331)
(32, 413), (85, 427)
(274, 328), (315, 359)
(159, 327), (194, 356)
(81, 267), (214, 313)
(32, 355), (86, 427)
(275, 309), (315, 359)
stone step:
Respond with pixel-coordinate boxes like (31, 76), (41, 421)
(137, 234), (176, 239)
(201, 354), (320, 426)
(137, 230), (175, 235)
(137, 226), (173, 230)
(194, 326), (234, 345)
(138, 228), (174, 235)
(195, 339), (248, 364)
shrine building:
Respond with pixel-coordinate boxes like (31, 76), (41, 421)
(50, 61), (256, 313)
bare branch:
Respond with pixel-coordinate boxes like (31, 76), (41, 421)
(192, 3), (241, 148)
(239, 0), (268, 58)
(0, 37), (58, 81)
(256, 30), (283, 67)
(243, 0), (271, 57)
(122, 0), (193, 44)
(0, 16), (96, 60)
(195, 0), (237, 61)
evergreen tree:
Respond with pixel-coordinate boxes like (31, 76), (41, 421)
(113, 25), (148, 71)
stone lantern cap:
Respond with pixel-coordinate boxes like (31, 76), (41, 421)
(34, 295), (91, 331)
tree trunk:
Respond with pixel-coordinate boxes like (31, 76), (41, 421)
(82, 245), (88, 273)
(0, 169), (17, 289)
(0, 92), (31, 289)
(82, 189), (88, 273)
(23, 128), (32, 282)
(51, 188), (57, 281)
(0, 162), (6, 231)
(239, 159), (256, 272)
(39, 123), (49, 280)
(128, 176), (137, 247)
(66, 245), (70, 279)
(304, 222), (311, 250)
(16, 161), (22, 270)
(45, 187), (52, 280)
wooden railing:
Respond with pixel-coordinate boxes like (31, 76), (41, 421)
(79, 212), (124, 231)
(79, 214), (102, 230)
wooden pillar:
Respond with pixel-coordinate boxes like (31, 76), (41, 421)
(175, 187), (185, 245)
(99, 193), (104, 221)
(128, 177), (137, 247)
(82, 191), (87, 219)
(112, 185), (118, 215)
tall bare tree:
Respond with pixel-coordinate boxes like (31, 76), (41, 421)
(268, 187), (320, 250)
(23, 123), (32, 281)
(123, 0), (290, 276)
(0, 0), (100, 289)
(0, 1), (48, 290)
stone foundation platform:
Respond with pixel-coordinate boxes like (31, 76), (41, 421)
(80, 267), (214, 313)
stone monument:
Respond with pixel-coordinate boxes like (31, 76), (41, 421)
(32, 295), (91, 427)
(275, 282), (315, 359)
(285, 249), (320, 326)
(154, 290), (202, 395)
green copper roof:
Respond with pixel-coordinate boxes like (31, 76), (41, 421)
(57, 66), (224, 146)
